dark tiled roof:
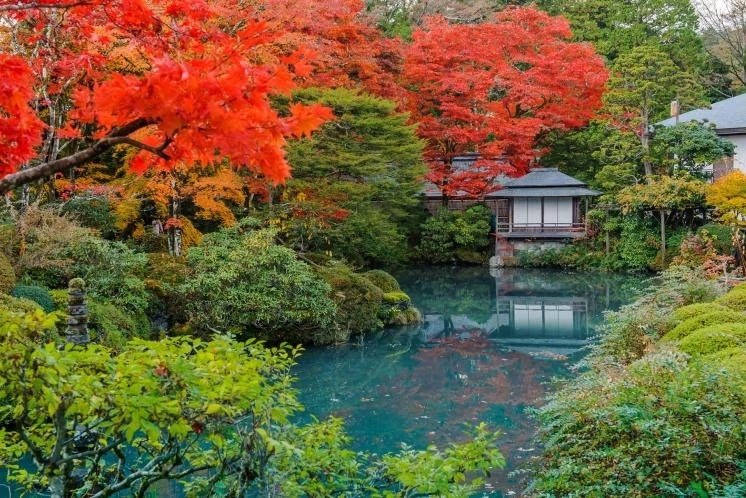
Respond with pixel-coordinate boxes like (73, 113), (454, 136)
(486, 186), (601, 197)
(498, 168), (587, 188)
(657, 93), (746, 133)
(421, 164), (600, 198)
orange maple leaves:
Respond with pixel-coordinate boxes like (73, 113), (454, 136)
(0, 55), (45, 176)
(0, 1), (608, 196)
(0, 0), (333, 186)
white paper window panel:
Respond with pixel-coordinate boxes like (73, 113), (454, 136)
(543, 197), (573, 226)
(513, 304), (574, 335)
(513, 198), (542, 225)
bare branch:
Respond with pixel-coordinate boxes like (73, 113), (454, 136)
(0, 118), (153, 194)
(0, 2), (95, 12)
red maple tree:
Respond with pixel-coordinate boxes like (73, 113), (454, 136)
(402, 7), (608, 197)
(258, 0), (404, 100)
(0, 0), (333, 194)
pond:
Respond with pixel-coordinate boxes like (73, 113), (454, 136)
(292, 266), (645, 497)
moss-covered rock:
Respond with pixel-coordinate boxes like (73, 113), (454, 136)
(363, 269), (401, 293)
(0, 252), (15, 295)
(663, 310), (746, 342)
(10, 285), (55, 313)
(677, 323), (746, 357)
(377, 290), (421, 326)
(671, 302), (730, 322)
(382, 291), (411, 305)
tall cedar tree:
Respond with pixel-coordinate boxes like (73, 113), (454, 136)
(0, 0), (333, 194)
(402, 7), (608, 198)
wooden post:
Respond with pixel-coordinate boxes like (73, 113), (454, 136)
(65, 278), (90, 345)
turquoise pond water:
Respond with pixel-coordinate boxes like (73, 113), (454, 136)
(1, 267), (645, 497)
(291, 266), (645, 496)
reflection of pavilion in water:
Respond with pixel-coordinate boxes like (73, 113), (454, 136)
(421, 269), (606, 355)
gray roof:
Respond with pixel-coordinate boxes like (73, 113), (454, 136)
(486, 186), (601, 198)
(657, 93), (746, 134)
(421, 165), (600, 198)
(498, 168), (586, 188)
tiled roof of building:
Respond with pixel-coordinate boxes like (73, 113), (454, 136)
(497, 168), (587, 188)
(421, 164), (600, 198)
(657, 93), (746, 133)
(486, 186), (601, 197)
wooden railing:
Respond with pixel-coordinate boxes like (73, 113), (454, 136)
(495, 222), (586, 234)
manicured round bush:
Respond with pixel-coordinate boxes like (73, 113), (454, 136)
(663, 310), (746, 342)
(677, 323), (746, 357)
(706, 347), (746, 379)
(0, 252), (16, 294)
(0, 293), (42, 314)
(671, 302), (730, 322)
(315, 263), (383, 341)
(715, 284), (746, 311)
(363, 269), (401, 293)
(10, 285), (55, 313)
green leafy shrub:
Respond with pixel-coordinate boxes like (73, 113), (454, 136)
(144, 253), (191, 330)
(50, 289), (151, 346)
(671, 302), (730, 321)
(616, 216), (660, 270)
(19, 229), (151, 321)
(663, 310), (746, 342)
(532, 351), (746, 497)
(363, 269), (401, 293)
(416, 205), (491, 264)
(0, 252), (15, 294)
(327, 209), (409, 267)
(180, 222), (336, 344)
(315, 262), (382, 341)
(715, 284), (746, 311)
(698, 223), (733, 254)
(10, 284), (55, 313)
(0, 313), (502, 497)
(677, 324), (746, 356)
(59, 195), (118, 239)
(87, 299), (151, 349)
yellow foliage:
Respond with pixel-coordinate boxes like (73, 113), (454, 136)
(179, 217), (202, 250)
(707, 171), (746, 226)
(114, 197), (143, 232)
(187, 168), (245, 227)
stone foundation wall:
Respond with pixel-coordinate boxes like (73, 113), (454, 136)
(492, 239), (569, 267)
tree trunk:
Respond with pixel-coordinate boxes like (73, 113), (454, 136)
(660, 209), (666, 265)
(168, 180), (182, 257)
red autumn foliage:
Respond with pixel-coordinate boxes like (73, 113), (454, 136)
(402, 7), (608, 197)
(0, 0), (333, 193)
(259, 0), (404, 100)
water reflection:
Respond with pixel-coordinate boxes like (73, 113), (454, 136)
(416, 267), (637, 352)
(294, 267), (643, 496)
